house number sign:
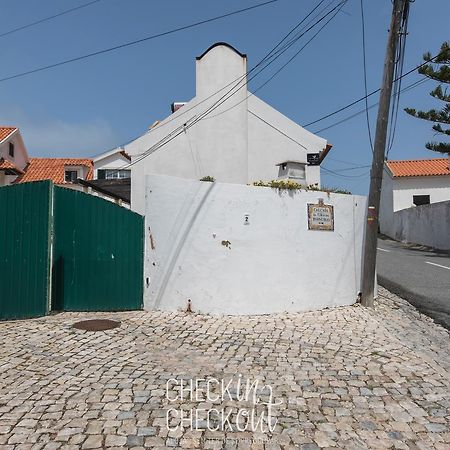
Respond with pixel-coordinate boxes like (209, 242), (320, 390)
(307, 199), (334, 231)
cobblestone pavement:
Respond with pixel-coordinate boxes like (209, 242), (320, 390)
(1, 288), (449, 449)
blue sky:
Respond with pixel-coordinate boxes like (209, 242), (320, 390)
(1, 0), (449, 194)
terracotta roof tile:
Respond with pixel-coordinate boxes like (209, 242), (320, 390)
(0, 127), (17, 142)
(386, 158), (450, 177)
(15, 158), (93, 184)
(0, 158), (23, 175)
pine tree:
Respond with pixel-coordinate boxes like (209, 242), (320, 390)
(405, 42), (450, 154)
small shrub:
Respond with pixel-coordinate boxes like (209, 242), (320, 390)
(253, 180), (351, 194)
(200, 175), (215, 182)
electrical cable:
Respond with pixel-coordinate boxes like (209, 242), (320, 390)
(303, 52), (440, 128)
(386, 0), (410, 155)
(359, 0), (374, 153)
(126, 0), (348, 169)
(135, 0), (331, 136)
(0, 0), (103, 38)
(0, 0), (279, 83)
(312, 77), (428, 134)
(203, 0), (344, 121)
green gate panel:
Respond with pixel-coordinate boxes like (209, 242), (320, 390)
(0, 181), (52, 320)
(52, 187), (143, 311)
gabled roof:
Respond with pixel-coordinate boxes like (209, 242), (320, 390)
(386, 158), (450, 178)
(0, 127), (17, 143)
(15, 158), (93, 184)
(93, 147), (131, 163)
(0, 158), (24, 175)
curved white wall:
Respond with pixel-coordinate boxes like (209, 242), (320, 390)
(143, 174), (366, 315)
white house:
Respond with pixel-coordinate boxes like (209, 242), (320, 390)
(0, 125), (130, 206)
(0, 127), (29, 187)
(93, 147), (131, 180)
(125, 43), (331, 214)
(380, 157), (450, 248)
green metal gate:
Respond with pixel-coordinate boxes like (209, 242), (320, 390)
(0, 182), (143, 320)
(0, 181), (52, 319)
(52, 186), (144, 312)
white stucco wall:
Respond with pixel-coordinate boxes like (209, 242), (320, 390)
(391, 201), (450, 250)
(128, 44), (328, 211)
(142, 174), (366, 315)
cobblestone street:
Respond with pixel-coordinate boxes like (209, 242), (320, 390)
(1, 288), (449, 449)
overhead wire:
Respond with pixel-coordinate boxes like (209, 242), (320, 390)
(0, 0), (103, 38)
(125, 0), (348, 169)
(0, 0), (279, 83)
(312, 77), (429, 134)
(359, 0), (374, 153)
(303, 52), (440, 128)
(386, 0), (410, 156)
(203, 0), (343, 121)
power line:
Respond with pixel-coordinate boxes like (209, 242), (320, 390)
(303, 52), (440, 128)
(321, 167), (370, 179)
(0, 0), (279, 83)
(360, 0), (374, 152)
(205, 0), (347, 120)
(182, 0), (347, 131)
(322, 165), (371, 172)
(0, 0), (103, 39)
(386, 0), (410, 155)
(124, 0), (347, 170)
(146, 0), (331, 131)
(312, 77), (428, 134)
(129, 0), (338, 158)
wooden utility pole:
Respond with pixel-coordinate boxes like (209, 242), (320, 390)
(361, 0), (408, 307)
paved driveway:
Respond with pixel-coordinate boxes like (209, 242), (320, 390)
(0, 288), (449, 449)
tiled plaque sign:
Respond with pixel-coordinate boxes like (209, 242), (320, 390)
(307, 198), (334, 231)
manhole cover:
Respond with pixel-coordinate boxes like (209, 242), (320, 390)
(72, 319), (121, 331)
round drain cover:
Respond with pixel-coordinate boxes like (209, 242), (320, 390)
(72, 319), (120, 331)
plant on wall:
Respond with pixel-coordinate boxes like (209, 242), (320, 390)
(253, 180), (351, 194)
(200, 176), (215, 182)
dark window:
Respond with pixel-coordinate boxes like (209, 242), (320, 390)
(413, 195), (430, 206)
(9, 142), (14, 157)
(65, 170), (78, 182)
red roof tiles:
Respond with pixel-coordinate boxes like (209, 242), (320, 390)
(15, 158), (93, 184)
(0, 127), (17, 142)
(0, 158), (23, 175)
(386, 158), (450, 178)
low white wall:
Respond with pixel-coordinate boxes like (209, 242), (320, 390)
(390, 201), (450, 250)
(142, 174), (367, 315)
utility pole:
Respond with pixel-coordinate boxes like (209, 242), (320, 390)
(361, 0), (408, 307)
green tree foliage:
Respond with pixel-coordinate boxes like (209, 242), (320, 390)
(404, 42), (450, 154)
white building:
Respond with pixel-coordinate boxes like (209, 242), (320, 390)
(93, 147), (131, 180)
(0, 127), (28, 186)
(126, 43), (331, 214)
(380, 157), (450, 244)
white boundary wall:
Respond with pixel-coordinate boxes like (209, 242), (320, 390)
(142, 174), (367, 315)
(389, 201), (450, 250)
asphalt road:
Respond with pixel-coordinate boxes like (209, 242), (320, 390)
(377, 237), (450, 330)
